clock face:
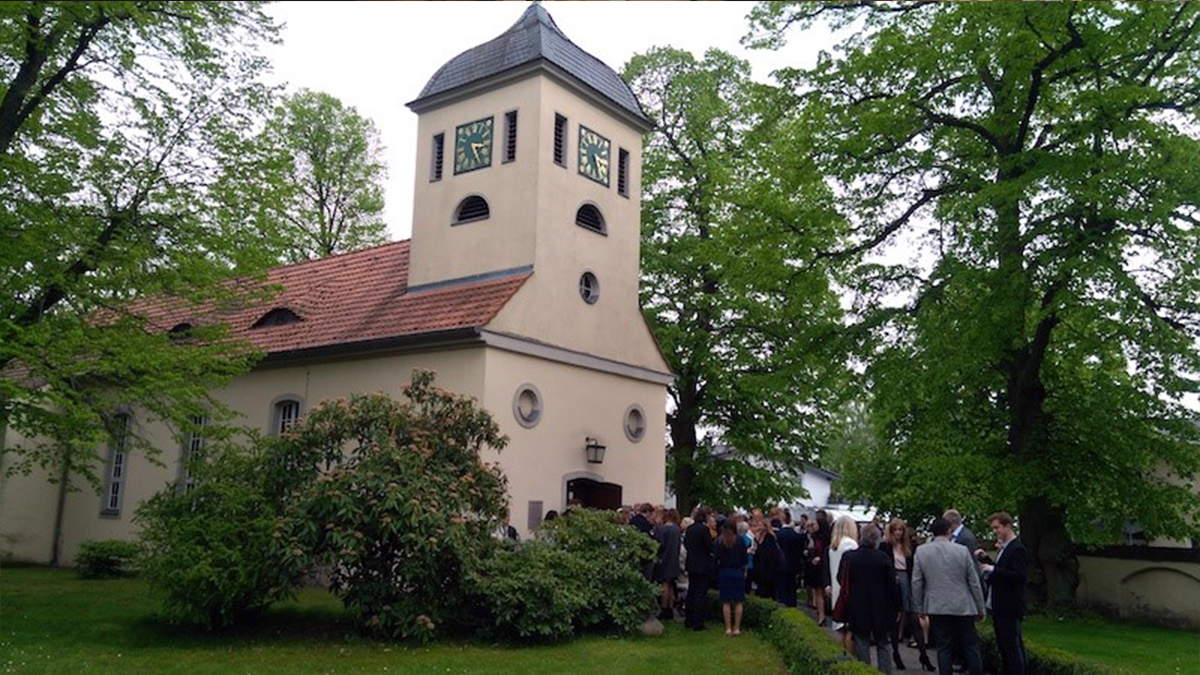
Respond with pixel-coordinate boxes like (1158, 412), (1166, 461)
(577, 125), (610, 186)
(454, 117), (493, 175)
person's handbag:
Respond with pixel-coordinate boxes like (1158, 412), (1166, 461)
(831, 553), (851, 623)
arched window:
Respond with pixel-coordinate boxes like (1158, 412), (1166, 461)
(252, 307), (303, 328)
(575, 204), (606, 234)
(272, 398), (302, 435)
(453, 195), (490, 225)
(101, 413), (132, 516)
(168, 323), (193, 342)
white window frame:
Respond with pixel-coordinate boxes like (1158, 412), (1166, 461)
(179, 414), (207, 492)
(272, 397), (303, 436)
(101, 414), (131, 516)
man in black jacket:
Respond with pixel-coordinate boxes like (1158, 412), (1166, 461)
(773, 515), (804, 607)
(629, 503), (656, 580)
(980, 512), (1028, 675)
(683, 506), (715, 630)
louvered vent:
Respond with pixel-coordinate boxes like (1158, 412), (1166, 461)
(252, 308), (303, 328)
(553, 114), (566, 166)
(618, 148), (629, 197)
(431, 133), (444, 181)
(168, 323), (193, 341)
(504, 111), (518, 163)
(575, 204), (605, 234)
(454, 195), (490, 224)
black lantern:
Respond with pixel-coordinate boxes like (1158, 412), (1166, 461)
(584, 437), (606, 464)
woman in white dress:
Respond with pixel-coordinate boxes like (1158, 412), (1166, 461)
(828, 515), (860, 654)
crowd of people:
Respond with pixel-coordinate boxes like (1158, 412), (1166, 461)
(620, 504), (1029, 675)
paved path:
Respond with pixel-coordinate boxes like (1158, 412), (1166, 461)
(797, 600), (951, 673)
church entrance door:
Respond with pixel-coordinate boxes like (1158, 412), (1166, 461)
(566, 478), (623, 510)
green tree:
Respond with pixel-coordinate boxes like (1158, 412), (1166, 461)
(624, 47), (847, 513)
(0, 1), (280, 543)
(218, 89), (389, 263)
(749, 1), (1200, 603)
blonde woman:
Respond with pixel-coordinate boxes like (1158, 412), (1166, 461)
(828, 515), (859, 653)
(887, 518), (934, 671)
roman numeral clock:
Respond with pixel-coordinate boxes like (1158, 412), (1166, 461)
(454, 116), (493, 174)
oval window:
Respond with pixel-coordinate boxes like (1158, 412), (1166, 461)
(624, 404), (647, 443)
(579, 272), (599, 304)
(512, 383), (542, 428)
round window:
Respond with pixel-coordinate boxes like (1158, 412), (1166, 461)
(579, 272), (599, 304)
(512, 384), (542, 428)
(624, 404), (647, 443)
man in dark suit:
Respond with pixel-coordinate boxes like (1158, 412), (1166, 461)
(980, 512), (1028, 675)
(773, 515), (804, 607)
(683, 505), (715, 630)
(841, 524), (900, 672)
(629, 503), (655, 535)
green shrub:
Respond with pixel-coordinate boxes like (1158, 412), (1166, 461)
(136, 448), (293, 629)
(536, 508), (659, 633)
(467, 541), (590, 641)
(273, 372), (510, 642)
(75, 539), (140, 578)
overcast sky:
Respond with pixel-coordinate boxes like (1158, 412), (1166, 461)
(263, 1), (835, 241)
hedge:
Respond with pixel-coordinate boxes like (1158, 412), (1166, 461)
(708, 592), (877, 675)
(979, 624), (1127, 675)
(707, 592), (1122, 675)
(75, 539), (140, 579)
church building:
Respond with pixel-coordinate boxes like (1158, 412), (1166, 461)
(0, 4), (670, 563)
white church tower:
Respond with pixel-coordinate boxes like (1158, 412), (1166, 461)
(405, 3), (662, 372)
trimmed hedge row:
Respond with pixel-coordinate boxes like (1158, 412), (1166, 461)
(710, 592), (1123, 675)
(979, 624), (1126, 675)
(76, 539), (140, 579)
(708, 592), (876, 675)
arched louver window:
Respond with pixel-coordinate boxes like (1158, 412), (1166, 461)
(575, 204), (605, 234)
(168, 323), (193, 341)
(453, 195), (490, 224)
(252, 307), (303, 328)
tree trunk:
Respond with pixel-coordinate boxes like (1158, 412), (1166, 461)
(670, 374), (701, 516)
(1020, 495), (1079, 607)
(50, 448), (71, 566)
(1005, 308), (1078, 605)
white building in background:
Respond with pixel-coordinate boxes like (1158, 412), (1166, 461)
(786, 464), (876, 524)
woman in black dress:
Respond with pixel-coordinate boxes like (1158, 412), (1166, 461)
(715, 519), (748, 637)
(753, 518), (782, 600)
(803, 518), (829, 624)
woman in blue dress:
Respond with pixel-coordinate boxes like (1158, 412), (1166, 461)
(716, 519), (748, 636)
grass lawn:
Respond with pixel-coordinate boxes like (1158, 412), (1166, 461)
(0, 567), (787, 675)
(1022, 613), (1199, 675)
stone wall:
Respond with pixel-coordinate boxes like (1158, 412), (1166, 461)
(1076, 546), (1200, 628)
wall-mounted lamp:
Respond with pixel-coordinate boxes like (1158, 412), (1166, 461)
(584, 437), (606, 464)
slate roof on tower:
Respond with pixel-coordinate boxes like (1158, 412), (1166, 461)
(409, 3), (650, 128)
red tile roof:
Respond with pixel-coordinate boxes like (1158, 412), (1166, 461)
(136, 240), (529, 357)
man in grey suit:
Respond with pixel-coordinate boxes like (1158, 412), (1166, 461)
(913, 517), (986, 675)
(944, 509), (978, 552)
